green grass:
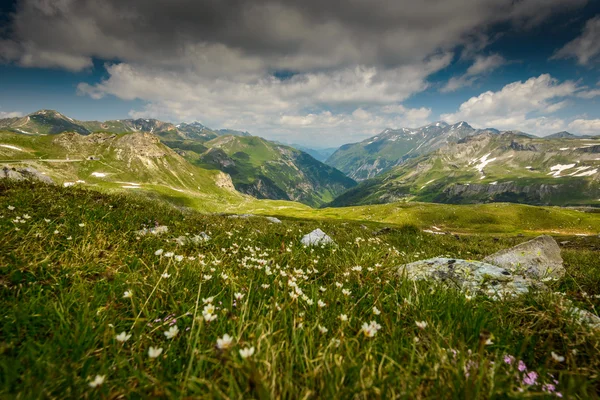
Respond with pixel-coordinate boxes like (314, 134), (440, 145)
(1, 180), (600, 398)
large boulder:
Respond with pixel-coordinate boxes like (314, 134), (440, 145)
(301, 229), (335, 246)
(1, 166), (54, 184)
(398, 257), (542, 299)
(483, 235), (564, 279)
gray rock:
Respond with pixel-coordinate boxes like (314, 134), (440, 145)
(398, 257), (543, 299)
(1, 166), (54, 184)
(136, 225), (169, 236)
(301, 229), (335, 246)
(174, 232), (210, 245)
(483, 235), (564, 279)
(570, 307), (600, 330)
(265, 216), (282, 224)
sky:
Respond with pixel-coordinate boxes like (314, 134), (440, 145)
(1, 0), (600, 147)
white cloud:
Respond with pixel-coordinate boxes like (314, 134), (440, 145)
(441, 54), (506, 92)
(567, 119), (600, 135)
(553, 16), (600, 65)
(76, 58), (446, 145)
(0, 110), (23, 118)
(576, 81), (600, 99)
(440, 74), (580, 134)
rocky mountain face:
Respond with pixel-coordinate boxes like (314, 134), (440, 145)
(175, 135), (356, 207)
(329, 132), (600, 207)
(326, 121), (496, 180)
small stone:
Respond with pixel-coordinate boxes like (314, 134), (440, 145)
(301, 229), (335, 246)
(265, 217), (282, 224)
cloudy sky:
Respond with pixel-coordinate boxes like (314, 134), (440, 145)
(1, 0), (600, 146)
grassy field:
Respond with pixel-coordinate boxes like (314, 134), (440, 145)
(1, 180), (600, 398)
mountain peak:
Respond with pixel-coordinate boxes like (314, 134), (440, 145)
(450, 121), (472, 129)
(545, 131), (576, 139)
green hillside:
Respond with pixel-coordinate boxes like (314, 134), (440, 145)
(0, 130), (244, 212)
(330, 132), (600, 207)
(169, 135), (356, 207)
(2, 180), (600, 398)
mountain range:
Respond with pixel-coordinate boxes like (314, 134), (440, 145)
(326, 121), (499, 180)
(1, 109), (599, 208)
(0, 110), (355, 207)
(330, 131), (600, 207)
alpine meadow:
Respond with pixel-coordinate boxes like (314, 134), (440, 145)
(1, 1), (600, 399)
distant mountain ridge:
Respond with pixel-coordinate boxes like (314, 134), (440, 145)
(0, 109), (354, 207)
(329, 131), (600, 207)
(325, 122), (597, 181)
(326, 121), (499, 180)
(0, 109), (249, 141)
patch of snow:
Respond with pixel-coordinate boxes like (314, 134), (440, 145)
(63, 182), (75, 187)
(548, 163), (576, 177)
(573, 168), (598, 177)
(475, 153), (496, 172)
(91, 172), (107, 178)
(0, 144), (23, 151)
(76, 180), (85, 184)
(568, 166), (591, 176)
(559, 147), (570, 151)
(116, 181), (141, 186)
(122, 185), (142, 189)
(489, 181), (498, 185)
(16, 129), (34, 135)
(420, 179), (435, 189)
(525, 166), (533, 169)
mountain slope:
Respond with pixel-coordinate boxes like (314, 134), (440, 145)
(0, 130), (243, 211)
(174, 135), (356, 207)
(326, 121), (495, 180)
(330, 132), (600, 207)
(0, 110), (249, 142)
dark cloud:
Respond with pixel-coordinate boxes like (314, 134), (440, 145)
(0, 0), (589, 72)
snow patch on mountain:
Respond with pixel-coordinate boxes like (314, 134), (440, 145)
(548, 163), (576, 177)
(0, 144), (23, 151)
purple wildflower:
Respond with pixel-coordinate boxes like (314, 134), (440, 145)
(518, 360), (527, 372)
(522, 371), (538, 386)
(504, 355), (515, 365)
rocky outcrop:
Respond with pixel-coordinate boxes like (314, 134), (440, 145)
(441, 182), (562, 203)
(398, 235), (564, 298)
(214, 172), (236, 191)
(483, 235), (564, 279)
(398, 257), (539, 299)
(1, 166), (54, 184)
(509, 140), (538, 151)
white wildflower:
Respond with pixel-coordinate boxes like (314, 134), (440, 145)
(88, 375), (105, 388)
(239, 346), (255, 359)
(217, 334), (234, 350)
(148, 346), (163, 358)
(115, 331), (131, 342)
(164, 325), (179, 339)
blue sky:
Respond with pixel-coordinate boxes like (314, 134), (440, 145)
(1, 0), (600, 146)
